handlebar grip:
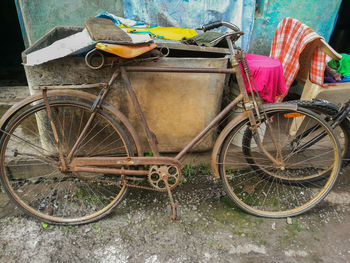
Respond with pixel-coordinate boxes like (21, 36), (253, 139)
(202, 21), (223, 32)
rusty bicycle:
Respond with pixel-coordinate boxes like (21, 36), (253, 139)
(0, 21), (342, 225)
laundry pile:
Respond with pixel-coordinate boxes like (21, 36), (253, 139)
(326, 54), (350, 83)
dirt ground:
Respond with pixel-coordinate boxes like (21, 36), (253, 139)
(0, 165), (350, 263)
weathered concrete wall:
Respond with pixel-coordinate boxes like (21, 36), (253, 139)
(249, 0), (342, 55)
(15, 0), (124, 47)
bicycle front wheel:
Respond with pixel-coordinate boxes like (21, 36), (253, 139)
(218, 107), (341, 218)
(0, 100), (133, 225)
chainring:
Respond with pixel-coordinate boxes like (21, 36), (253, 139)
(148, 165), (182, 191)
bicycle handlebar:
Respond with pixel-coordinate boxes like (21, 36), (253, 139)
(202, 21), (241, 33)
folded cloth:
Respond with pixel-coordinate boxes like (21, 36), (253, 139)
(336, 53), (350, 77)
(328, 58), (340, 70)
(324, 65), (343, 82)
(342, 76), (350, 82)
(270, 17), (326, 101)
(240, 54), (286, 103)
(97, 11), (197, 41)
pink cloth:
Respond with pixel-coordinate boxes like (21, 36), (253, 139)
(240, 54), (286, 103)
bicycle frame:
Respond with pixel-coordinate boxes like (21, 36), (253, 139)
(47, 47), (285, 180)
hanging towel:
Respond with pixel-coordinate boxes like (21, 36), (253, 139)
(270, 17), (326, 101)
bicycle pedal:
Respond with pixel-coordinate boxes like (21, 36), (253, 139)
(167, 203), (180, 220)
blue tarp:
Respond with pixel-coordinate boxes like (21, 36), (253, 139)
(123, 0), (256, 51)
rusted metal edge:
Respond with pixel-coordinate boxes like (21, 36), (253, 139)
(32, 83), (108, 90)
(124, 66), (236, 74)
(156, 42), (230, 55)
(70, 166), (149, 176)
(70, 156), (184, 169)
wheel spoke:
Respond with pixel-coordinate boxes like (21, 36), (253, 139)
(0, 101), (131, 225)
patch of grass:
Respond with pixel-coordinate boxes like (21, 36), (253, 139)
(91, 223), (101, 235)
(212, 196), (263, 228)
(65, 225), (73, 232)
(279, 219), (306, 244)
(198, 161), (211, 175)
(75, 187), (106, 206)
(178, 177), (187, 186)
(145, 151), (154, 157)
(182, 158), (196, 177)
(182, 159), (212, 178)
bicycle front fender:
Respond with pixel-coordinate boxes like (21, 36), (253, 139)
(210, 103), (298, 179)
(0, 89), (144, 157)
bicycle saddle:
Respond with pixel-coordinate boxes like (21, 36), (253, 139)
(95, 42), (157, 58)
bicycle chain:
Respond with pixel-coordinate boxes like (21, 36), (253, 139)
(70, 172), (168, 192)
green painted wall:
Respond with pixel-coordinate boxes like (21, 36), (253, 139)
(15, 0), (123, 47)
(249, 0), (342, 55)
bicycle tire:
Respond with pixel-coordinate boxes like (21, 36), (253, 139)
(289, 100), (350, 167)
(218, 107), (341, 218)
(0, 100), (133, 225)
(242, 100), (350, 182)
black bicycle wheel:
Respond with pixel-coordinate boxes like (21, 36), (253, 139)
(289, 100), (350, 166)
(0, 100), (133, 225)
(218, 107), (341, 218)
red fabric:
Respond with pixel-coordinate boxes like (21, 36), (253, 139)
(270, 17), (326, 102)
(240, 54), (286, 103)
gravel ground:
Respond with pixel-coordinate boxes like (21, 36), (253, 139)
(1, 166), (350, 263)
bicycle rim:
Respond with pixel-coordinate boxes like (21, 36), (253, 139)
(0, 101), (133, 225)
(218, 107), (341, 218)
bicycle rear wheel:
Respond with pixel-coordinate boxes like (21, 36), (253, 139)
(290, 100), (350, 166)
(0, 100), (133, 225)
(218, 107), (341, 218)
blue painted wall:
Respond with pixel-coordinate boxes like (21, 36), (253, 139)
(249, 0), (342, 55)
(15, 0), (255, 50)
(15, 0), (342, 54)
(123, 0), (255, 50)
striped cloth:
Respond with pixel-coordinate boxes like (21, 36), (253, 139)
(270, 17), (326, 101)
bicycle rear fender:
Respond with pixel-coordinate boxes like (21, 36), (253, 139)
(210, 103), (298, 179)
(0, 89), (144, 157)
